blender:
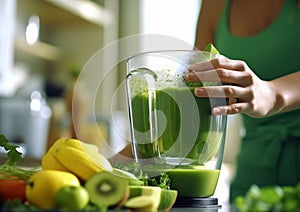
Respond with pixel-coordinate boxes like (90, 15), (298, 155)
(126, 50), (227, 209)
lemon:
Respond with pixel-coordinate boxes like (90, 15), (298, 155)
(25, 170), (80, 209)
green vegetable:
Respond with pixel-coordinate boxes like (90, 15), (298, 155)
(185, 43), (221, 87)
(0, 134), (37, 181)
(2, 198), (106, 211)
(113, 161), (171, 190)
(234, 183), (300, 212)
(204, 43), (220, 55)
(2, 199), (38, 211)
(141, 172), (171, 190)
(0, 134), (22, 165)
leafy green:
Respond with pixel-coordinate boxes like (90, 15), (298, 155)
(141, 172), (171, 190)
(204, 43), (220, 55)
(0, 134), (22, 166)
(234, 183), (300, 212)
(185, 43), (221, 88)
(0, 134), (37, 181)
(2, 199), (108, 212)
(2, 199), (38, 211)
(113, 161), (171, 190)
(184, 80), (204, 87)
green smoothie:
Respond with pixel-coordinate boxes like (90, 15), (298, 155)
(131, 86), (225, 164)
(127, 49), (224, 198)
(167, 167), (220, 197)
(142, 165), (220, 197)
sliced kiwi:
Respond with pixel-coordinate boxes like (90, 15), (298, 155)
(85, 171), (129, 208)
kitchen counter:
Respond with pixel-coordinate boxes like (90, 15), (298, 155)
(0, 158), (237, 211)
(0, 157), (41, 168)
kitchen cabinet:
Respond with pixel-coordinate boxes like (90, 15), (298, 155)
(0, 0), (119, 159)
(14, 0), (119, 110)
(15, 0), (115, 79)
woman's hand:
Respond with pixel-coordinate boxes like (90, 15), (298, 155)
(185, 57), (279, 118)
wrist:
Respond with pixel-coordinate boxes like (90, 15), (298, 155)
(267, 81), (285, 116)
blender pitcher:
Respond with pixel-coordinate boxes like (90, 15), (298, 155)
(126, 50), (227, 199)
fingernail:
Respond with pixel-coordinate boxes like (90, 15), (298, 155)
(195, 88), (204, 96)
(212, 107), (221, 115)
(185, 73), (192, 80)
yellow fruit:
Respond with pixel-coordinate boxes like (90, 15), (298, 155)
(53, 144), (113, 180)
(49, 138), (99, 154)
(42, 138), (74, 172)
(26, 170), (80, 209)
(41, 151), (69, 172)
(64, 138), (100, 153)
(47, 137), (68, 154)
(42, 138), (113, 181)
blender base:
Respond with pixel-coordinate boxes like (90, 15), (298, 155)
(174, 197), (221, 208)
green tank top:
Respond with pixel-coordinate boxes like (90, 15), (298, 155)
(214, 0), (300, 201)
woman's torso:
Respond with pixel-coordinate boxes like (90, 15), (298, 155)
(213, 0), (300, 200)
(214, 0), (300, 132)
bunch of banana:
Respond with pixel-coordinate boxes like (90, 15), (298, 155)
(42, 138), (113, 181)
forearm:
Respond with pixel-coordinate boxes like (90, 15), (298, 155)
(270, 71), (300, 115)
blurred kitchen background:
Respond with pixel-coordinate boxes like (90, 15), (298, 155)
(0, 0), (242, 204)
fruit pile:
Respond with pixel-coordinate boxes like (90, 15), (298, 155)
(1, 137), (178, 211)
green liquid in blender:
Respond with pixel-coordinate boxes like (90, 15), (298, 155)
(142, 165), (220, 197)
(167, 167), (220, 197)
(131, 87), (224, 163)
(131, 87), (224, 197)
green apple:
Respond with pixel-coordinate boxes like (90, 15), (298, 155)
(55, 185), (89, 210)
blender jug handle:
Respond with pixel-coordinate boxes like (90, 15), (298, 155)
(126, 68), (160, 161)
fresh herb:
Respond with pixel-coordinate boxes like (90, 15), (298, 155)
(113, 161), (171, 190)
(0, 134), (22, 166)
(185, 43), (222, 88)
(234, 183), (300, 212)
(2, 199), (38, 211)
(141, 172), (170, 190)
(0, 134), (37, 181)
(113, 161), (143, 178)
(204, 43), (220, 55)
(2, 199), (108, 212)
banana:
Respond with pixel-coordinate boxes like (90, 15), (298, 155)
(47, 137), (68, 154)
(53, 145), (113, 181)
(48, 138), (99, 155)
(63, 138), (100, 153)
(41, 151), (69, 172)
(42, 138), (72, 172)
(43, 138), (113, 181)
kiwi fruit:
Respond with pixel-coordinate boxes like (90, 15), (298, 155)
(85, 171), (129, 208)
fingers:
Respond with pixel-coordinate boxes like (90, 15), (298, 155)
(194, 85), (249, 99)
(186, 57), (259, 116)
(186, 70), (253, 87)
(187, 57), (254, 87)
(194, 85), (249, 115)
(212, 103), (248, 115)
(189, 57), (246, 72)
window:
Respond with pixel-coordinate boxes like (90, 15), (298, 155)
(140, 0), (201, 50)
